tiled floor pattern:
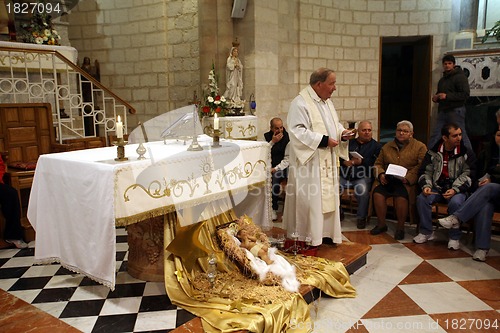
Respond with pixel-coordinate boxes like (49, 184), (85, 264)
(1, 216), (499, 332)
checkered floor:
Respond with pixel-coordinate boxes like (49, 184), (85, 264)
(1, 217), (500, 333)
(0, 228), (195, 332)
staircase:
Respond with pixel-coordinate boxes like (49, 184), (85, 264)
(0, 41), (135, 144)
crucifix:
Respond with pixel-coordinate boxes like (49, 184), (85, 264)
(322, 158), (332, 177)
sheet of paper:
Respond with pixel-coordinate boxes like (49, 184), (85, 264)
(349, 151), (363, 159)
(386, 163), (407, 179)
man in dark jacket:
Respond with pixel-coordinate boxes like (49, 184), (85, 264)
(264, 117), (290, 220)
(429, 55), (473, 154)
(414, 123), (475, 250)
(339, 120), (382, 229)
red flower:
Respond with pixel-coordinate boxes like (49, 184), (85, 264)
(215, 95), (221, 101)
(215, 107), (221, 113)
(202, 106), (210, 113)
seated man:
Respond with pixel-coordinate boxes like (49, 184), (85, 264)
(439, 129), (500, 261)
(264, 117), (290, 221)
(414, 123), (475, 250)
(236, 228), (274, 265)
(0, 155), (28, 249)
(339, 120), (382, 229)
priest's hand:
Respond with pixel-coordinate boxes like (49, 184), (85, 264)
(327, 137), (339, 147)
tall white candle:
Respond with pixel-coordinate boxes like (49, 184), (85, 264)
(213, 113), (219, 130)
(116, 115), (123, 139)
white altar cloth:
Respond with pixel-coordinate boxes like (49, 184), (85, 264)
(28, 136), (271, 289)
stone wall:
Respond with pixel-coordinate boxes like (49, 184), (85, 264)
(67, 0), (199, 127)
(247, 0), (454, 139)
(66, 0), (455, 138)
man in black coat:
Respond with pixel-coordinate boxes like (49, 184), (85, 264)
(264, 117), (290, 221)
(429, 54), (472, 154)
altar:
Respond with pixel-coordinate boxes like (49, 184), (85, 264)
(27, 136), (271, 290)
(202, 115), (258, 140)
(0, 41), (78, 70)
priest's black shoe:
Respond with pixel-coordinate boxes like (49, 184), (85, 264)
(356, 218), (367, 229)
(370, 224), (388, 235)
(394, 229), (405, 240)
(322, 237), (334, 245)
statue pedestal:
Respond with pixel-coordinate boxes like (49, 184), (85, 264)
(126, 216), (164, 282)
(202, 115), (258, 140)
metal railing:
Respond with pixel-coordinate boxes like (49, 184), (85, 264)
(0, 44), (135, 144)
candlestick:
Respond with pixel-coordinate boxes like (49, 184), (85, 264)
(113, 137), (128, 161)
(187, 104), (203, 151)
(116, 115), (124, 139)
(212, 129), (221, 148)
(213, 113), (219, 130)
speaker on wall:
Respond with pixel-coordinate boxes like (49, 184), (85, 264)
(231, 0), (247, 19)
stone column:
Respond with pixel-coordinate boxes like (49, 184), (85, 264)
(458, 0), (478, 32)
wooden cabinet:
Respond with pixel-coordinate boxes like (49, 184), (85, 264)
(0, 103), (108, 241)
(0, 103), (55, 241)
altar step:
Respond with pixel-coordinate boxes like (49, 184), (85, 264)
(171, 237), (372, 333)
(0, 289), (82, 333)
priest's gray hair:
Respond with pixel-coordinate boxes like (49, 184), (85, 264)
(397, 120), (413, 132)
(310, 68), (335, 85)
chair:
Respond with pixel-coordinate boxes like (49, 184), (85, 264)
(340, 188), (357, 214)
(0, 151), (10, 247)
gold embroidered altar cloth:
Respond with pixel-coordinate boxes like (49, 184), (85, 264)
(28, 137), (271, 289)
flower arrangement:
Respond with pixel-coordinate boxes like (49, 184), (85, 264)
(200, 63), (228, 118)
(20, 3), (61, 46)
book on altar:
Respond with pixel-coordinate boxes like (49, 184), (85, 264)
(349, 151), (363, 159)
(386, 164), (407, 179)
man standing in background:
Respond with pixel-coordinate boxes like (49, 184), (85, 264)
(429, 54), (472, 154)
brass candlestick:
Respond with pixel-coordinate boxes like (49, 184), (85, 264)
(113, 138), (129, 161)
(212, 129), (221, 148)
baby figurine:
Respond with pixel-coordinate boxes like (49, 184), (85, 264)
(236, 229), (274, 265)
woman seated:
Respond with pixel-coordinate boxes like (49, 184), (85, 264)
(370, 120), (427, 240)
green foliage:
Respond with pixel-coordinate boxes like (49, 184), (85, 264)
(482, 20), (500, 43)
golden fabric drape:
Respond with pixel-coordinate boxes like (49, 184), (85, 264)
(163, 210), (355, 333)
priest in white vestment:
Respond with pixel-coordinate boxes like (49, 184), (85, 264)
(283, 68), (351, 246)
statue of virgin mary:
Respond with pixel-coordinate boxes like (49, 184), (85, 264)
(223, 46), (244, 105)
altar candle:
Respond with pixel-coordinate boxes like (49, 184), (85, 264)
(116, 115), (123, 139)
(214, 113), (219, 130)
